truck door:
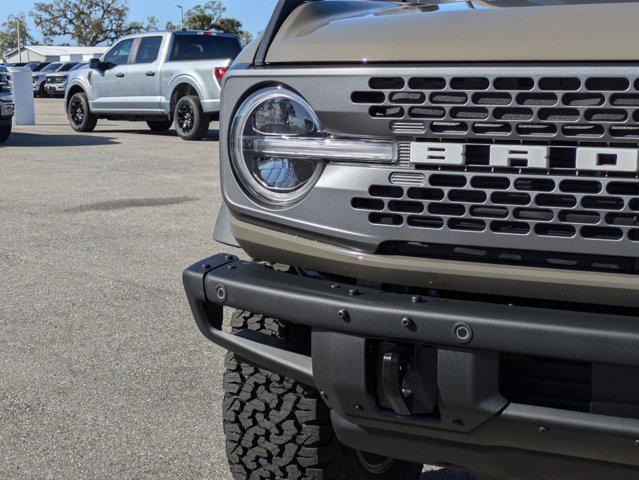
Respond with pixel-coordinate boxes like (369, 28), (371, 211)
(90, 38), (134, 113)
(126, 36), (164, 114)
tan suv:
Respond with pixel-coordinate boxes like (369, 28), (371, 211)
(184, 1), (639, 479)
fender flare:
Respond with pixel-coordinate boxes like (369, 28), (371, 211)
(65, 77), (92, 111)
(168, 74), (206, 105)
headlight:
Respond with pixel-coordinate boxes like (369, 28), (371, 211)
(230, 87), (397, 206)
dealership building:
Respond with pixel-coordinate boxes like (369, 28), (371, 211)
(4, 46), (109, 64)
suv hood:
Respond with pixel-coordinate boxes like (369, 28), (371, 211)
(266, 0), (639, 63)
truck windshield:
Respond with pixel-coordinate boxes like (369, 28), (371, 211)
(41, 63), (62, 72)
(57, 63), (79, 72)
(170, 35), (242, 62)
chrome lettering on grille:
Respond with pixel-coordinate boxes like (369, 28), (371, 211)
(410, 142), (639, 172)
(410, 142), (465, 166)
(490, 145), (549, 169)
(575, 147), (639, 172)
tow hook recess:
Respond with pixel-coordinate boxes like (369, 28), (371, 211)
(379, 344), (438, 416)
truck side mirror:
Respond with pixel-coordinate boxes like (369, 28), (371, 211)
(89, 58), (101, 70)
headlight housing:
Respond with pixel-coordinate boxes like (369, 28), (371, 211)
(230, 87), (324, 206)
(230, 87), (397, 206)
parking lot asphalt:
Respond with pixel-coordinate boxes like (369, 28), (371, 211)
(1, 99), (470, 480)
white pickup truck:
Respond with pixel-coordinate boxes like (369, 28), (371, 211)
(65, 30), (242, 140)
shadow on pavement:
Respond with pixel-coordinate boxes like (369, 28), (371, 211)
(95, 128), (220, 142)
(3, 132), (120, 148)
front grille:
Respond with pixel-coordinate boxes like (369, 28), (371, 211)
(0, 73), (11, 93)
(352, 172), (639, 254)
(46, 76), (66, 84)
(354, 74), (639, 143)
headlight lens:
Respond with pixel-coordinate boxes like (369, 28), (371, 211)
(230, 87), (324, 205)
(230, 87), (398, 206)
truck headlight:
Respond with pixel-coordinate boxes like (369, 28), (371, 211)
(230, 87), (397, 206)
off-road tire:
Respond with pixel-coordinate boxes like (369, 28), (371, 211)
(146, 120), (172, 132)
(67, 92), (98, 133)
(173, 95), (209, 141)
(0, 124), (11, 143)
(223, 310), (423, 480)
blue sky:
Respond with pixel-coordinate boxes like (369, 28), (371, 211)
(1, 0), (279, 43)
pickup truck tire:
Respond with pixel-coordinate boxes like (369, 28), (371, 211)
(174, 95), (209, 141)
(146, 120), (173, 132)
(68, 92), (98, 133)
(223, 310), (423, 480)
(0, 124), (11, 143)
(38, 83), (48, 98)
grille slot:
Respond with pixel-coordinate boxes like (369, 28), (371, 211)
(362, 72), (639, 143)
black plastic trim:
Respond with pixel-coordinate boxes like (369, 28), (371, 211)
(182, 254), (313, 385)
(191, 256), (639, 369)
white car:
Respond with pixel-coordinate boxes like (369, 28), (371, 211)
(44, 62), (87, 97)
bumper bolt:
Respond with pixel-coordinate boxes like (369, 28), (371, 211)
(202, 263), (212, 270)
(411, 295), (422, 304)
(348, 288), (360, 296)
(634, 440), (639, 448)
(338, 309), (350, 322)
(320, 391), (328, 402)
(215, 285), (227, 302)
(453, 323), (473, 344)
(453, 419), (465, 427)
(225, 255), (235, 261)
(538, 426), (549, 434)
(331, 284), (340, 289)
(401, 317), (415, 331)
(354, 404), (364, 411)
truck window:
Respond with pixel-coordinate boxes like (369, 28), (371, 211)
(135, 36), (163, 64)
(169, 35), (242, 62)
(104, 38), (135, 67)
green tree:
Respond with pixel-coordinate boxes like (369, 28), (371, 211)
(0, 13), (35, 61)
(166, 1), (225, 31)
(31, 0), (158, 46)
(212, 18), (253, 45)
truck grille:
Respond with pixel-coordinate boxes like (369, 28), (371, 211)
(46, 76), (66, 84)
(355, 75), (639, 143)
(352, 172), (639, 248)
(0, 73), (11, 93)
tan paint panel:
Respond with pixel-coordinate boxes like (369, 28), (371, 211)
(267, 1), (639, 63)
(230, 214), (639, 307)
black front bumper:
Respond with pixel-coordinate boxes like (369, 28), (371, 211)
(183, 253), (639, 479)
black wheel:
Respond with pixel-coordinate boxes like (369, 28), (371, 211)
(146, 120), (172, 132)
(223, 310), (423, 480)
(173, 95), (208, 141)
(68, 92), (98, 132)
(38, 83), (48, 98)
(0, 124), (11, 143)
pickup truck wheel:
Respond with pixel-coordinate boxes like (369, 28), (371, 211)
(146, 120), (172, 132)
(0, 124), (11, 143)
(223, 310), (423, 480)
(68, 92), (98, 133)
(174, 95), (208, 141)
(38, 83), (48, 98)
